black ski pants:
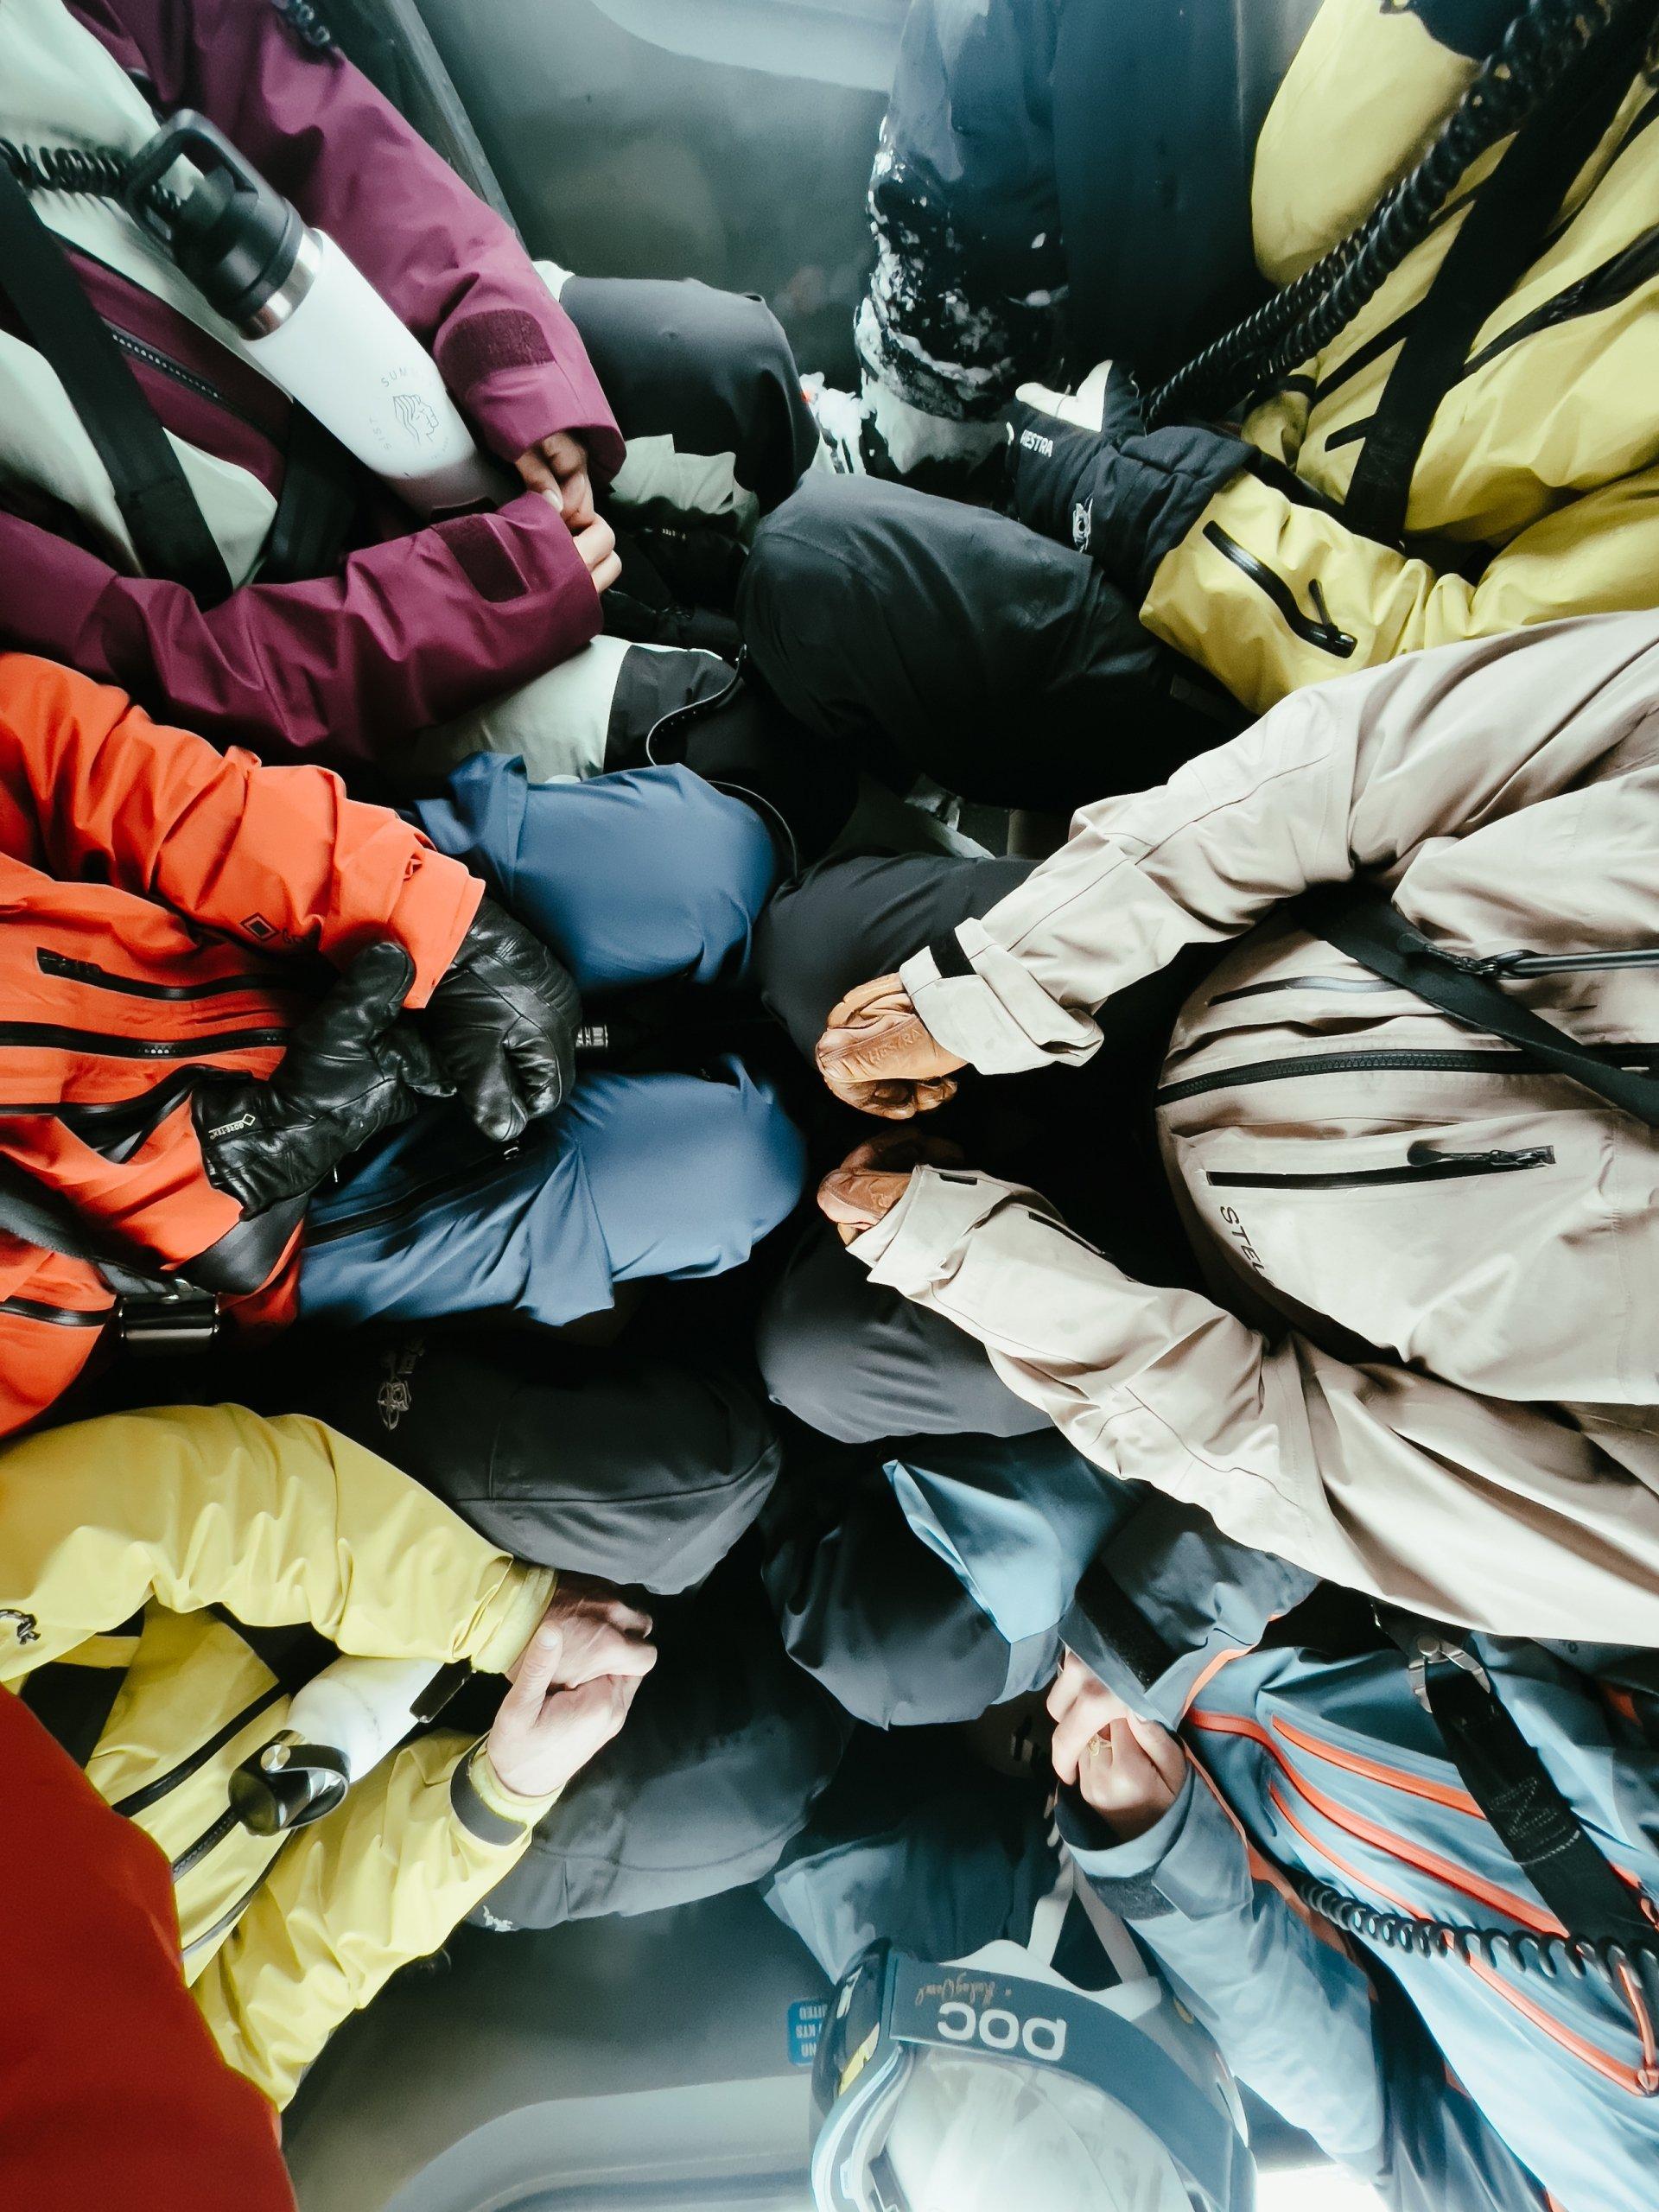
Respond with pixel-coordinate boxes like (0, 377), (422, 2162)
(738, 472), (1237, 811)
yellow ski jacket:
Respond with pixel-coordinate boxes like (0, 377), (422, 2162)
(0, 1402), (556, 2107)
(1142, 0), (1659, 713)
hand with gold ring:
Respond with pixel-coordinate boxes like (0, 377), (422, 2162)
(1046, 1651), (1187, 1840)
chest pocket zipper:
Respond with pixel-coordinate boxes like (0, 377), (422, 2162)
(1206, 1143), (1555, 1192)
(1203, 523), (1357, 657)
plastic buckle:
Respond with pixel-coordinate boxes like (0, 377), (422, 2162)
(117, 1287), (221, 1356)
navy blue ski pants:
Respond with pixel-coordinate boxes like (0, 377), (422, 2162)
(297, 758), (808, 1329)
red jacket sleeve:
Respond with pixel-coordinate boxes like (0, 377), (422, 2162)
(99, 0), (625, 476)
(0, 655), (480, 1005)
(0, 491), (602, 766)
(0, 1685), (297, 2211)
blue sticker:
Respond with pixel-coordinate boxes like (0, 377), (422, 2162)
(788, 1997), (830, 2068)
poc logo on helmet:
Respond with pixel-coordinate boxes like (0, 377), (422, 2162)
(936, 2000), (1068, 2063)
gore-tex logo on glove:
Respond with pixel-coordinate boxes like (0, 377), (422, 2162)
(206, 1112), (259, 1142)
(1071, 497), (1094, 553)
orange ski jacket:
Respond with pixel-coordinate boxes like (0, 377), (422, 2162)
(0, 653), (480, 1433)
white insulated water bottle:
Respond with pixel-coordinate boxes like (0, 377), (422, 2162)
(283, 1654), (449, 1784)
(125, 111), (512, 516)
(229, 1653), (465, 1834)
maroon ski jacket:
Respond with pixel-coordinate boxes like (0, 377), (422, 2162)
(0, 0), (626, 763)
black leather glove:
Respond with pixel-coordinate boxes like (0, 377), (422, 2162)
(194, 941), (451, 1216)
(419, 895), (581, 1145)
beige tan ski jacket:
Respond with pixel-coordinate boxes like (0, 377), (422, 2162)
(862, 613), (1659, 1640)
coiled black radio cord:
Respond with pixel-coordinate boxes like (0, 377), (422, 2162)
(1296, 1868), (1659, 2087)
(0, 138), (183, 226)
(1145, 0), (1656, 429)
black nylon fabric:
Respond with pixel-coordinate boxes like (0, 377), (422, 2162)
(149, 1322), (785, 1595)
(760, 1448), (1035, 1730)
(563, 275), (820, 517)
(1423, 1660), (1656, 1947)
(476, 1567), (851, 1929)
(1298, 883), (1659, 1128)
(602, 642), (859, 867)
(1341, 10), (1646, 545)
(741, 474), (1236, 810)
(1407, 0), (1533, 59)
(19, 1661), (125, 1770)
(0, 160), (232, 603)
(262, 406), (361, 586)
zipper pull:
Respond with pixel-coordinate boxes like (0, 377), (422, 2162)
(1405, 1141), (1554, 1169)
(1306, 579), (1357, 656)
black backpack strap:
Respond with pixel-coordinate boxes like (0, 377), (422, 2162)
(1341, 6), (1644, 546)
(1386, 1616), (1656, 1949)
(1297, 881), (1659, 1129)
(0, 1152), (168, 1277)
(1062, 1555), (1184, 1697)
(0, 161), (233, 606)
(262, 405), (360, 584)
(0, 1154), (304, 1354)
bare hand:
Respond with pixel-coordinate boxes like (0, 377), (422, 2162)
(1046, 1653), (1186, 1841)
(489, 1576), (656, 1799)
(569, 512), (622, 596)
(815, 974), (965, 1119)
(507, 1573), (655, 1689)
(486, 1657), (642, 1801)
(518, 430), (595, 526)
(817, 1133), (963, 1245)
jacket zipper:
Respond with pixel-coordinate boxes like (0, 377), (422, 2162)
(111, 1684), (287, 1818)
(109, 327), (265, 435)
(1461, 217), (1659, 381)
(1206, 1143), (1554, 1192)
(1156, 1046), (1541, 1107)
(303, 1147), (522, 1249)
(643, 649), (800, 875)
(1160, 1039), (1659, 1107)
(170, 1802), (244, 1881)
(1202, 524), (1356, 657)
(0, 1293), (108, 1326)
(36, 948), (289, 1001)
(0, 1019), (287, 1060)
(0, 1070), (213, 1165)
(181, 1860), (286, 1961)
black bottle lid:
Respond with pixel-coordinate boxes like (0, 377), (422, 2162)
(124, 109), (304, 325)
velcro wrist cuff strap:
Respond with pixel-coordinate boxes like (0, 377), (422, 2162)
(450, 1744), (531, 1848)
